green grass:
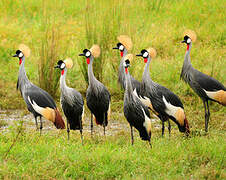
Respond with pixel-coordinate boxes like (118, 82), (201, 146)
(0, 0), (225, 179)
(0, 128), (225, 179)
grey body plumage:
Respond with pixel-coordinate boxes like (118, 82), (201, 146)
(136, 50), (190, 135)
(56, 60), (84, 141)
(123, 58), (152, 146)
(181, 35), (226, 132)
(79, 48), (111, 135)
(13, 50), (65, 132)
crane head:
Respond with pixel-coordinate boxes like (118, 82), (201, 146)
(79, 49), (91, 64)
(123, 59), (130, 74)
(55, 60), (66, 75)
(12, 50), (24, 65)
(181, 35), (191, 44)
(136, 49), (149, 63)
(113, 43), (125, 57)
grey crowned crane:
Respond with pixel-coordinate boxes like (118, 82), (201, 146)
(123, 54), (152, 146)
(55, 58), (84, 142)
(12, 44), (65, 133)
(113, 35), (141, 94)
(79, 45), (111, 136)
(136, 47), (190, 136)
(181, 30), (226, 132)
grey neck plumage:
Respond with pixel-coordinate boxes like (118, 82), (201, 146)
(17, 56), (31, 92)
(125, 70), (134, 100)
(142, 56), (155, 85)
(88, 56), (98, 89)
(118, 48), (128, 89)
(181, 43), (194, 82)
(60, 68), (68, 93)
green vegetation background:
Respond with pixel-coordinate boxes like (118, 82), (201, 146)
(0, 0), (225, 179)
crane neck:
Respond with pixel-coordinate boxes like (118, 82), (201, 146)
(18, 56), (30, 90)
(60, 68), (68, 92)
(183, 43), (192, 67)
(87, 56), (97, 87)
(118, 49), (128, 89)
(142, 56), (153, 84)
(125, 69), (134, 99)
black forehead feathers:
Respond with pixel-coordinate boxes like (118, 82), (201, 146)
(83, 49), (89, 53)
(184, 35), (189, 40)
(125, 59), (130, 65)
(117, 43), (123, 47)
(141, 49), (147, 54)
(57, 60), (64, 65)
(16, 50), (22, 54)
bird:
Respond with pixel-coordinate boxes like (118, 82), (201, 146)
(136, 47), (190, 136)
(123, 54), (152, 146)
(181, 30), (226, 132)
(55, 58), (84, 142)
(12, 44), (65, 134)
(113, 35), (141, 94)
(79, 45), (111, 136)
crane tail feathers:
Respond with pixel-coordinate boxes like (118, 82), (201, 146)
(54, 108), (65, 129)
(214, 90), (226, 106)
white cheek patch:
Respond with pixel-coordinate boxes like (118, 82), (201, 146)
(143, 52), (148, 58)
(18, 52), (23, 58)
(60, 63), (66, 69)
(119, 45), (124, 51)
(86, 51), (91, 57)
(187, 38), (191, 43)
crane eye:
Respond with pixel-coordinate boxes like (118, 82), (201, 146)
(143, 52), (148, 58)
(119, 45), (124, 51)
(60, 63), (66, 69)
(85, 51), (91, 57)
(18, 52), (23, 58)
(187, 38), (191, 44)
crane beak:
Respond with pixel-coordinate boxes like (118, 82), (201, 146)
(112, 47), (118, 50)
(181, 40), (186, 43)
(54, 65), (60, 69)
(79, 53), (85, 56)
(12, 54), (18, 57)
(136, 54), (142, 57)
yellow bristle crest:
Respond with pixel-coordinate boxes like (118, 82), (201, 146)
(64, 58), (73, 69)
(90, 44), (101, 58)
(147, 47), (157, 59)
(117, 35), (133, 51)
(183, 30), (197, 42)
(124, 54), (133, 61)
(18, 44), (31, 57)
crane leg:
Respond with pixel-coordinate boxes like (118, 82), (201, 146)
(204, 100), (210, 132)
(130, 125), (134, 145)
(66, 118), (70, 140)
(168, 120), (171, 137)
(103, 114), (106, 136)
(91, 113), (93, 136)
(161, 120), (165, 137)
(34, 117), (38, 130)
(80, 117), (83, 145)
(40, 116), (43, 136)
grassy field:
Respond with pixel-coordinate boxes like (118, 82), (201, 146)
(0, 0), (225, 179)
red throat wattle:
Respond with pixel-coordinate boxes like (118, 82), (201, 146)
(187, 44), (189, 51)
(19, 59), (22, 65)
(144, 58), (148, 63)
(125, 68), (128, 74)
(61, 69), (64, 75)
(120, 51), (123, 57)
(86, 58), (90, 64)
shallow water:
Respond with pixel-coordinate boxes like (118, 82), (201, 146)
(0, 109), (160, 136)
